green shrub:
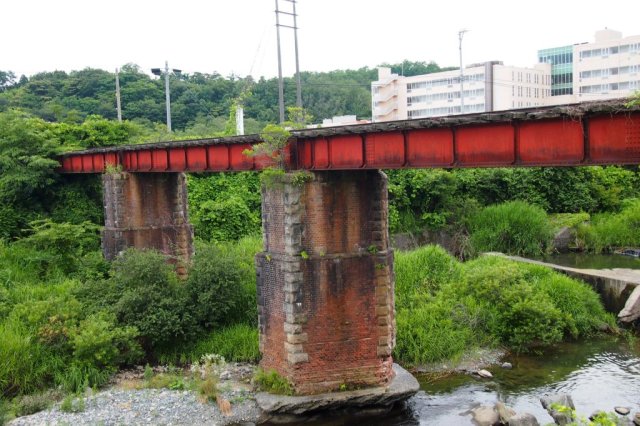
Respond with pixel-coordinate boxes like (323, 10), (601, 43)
(77, 249), (195, 351)
(582, 199), (640, 252)
(186, 244), (245, 329)
(0, 323), (63, 396)
(394, 245), (462, 309)
(70, 312), (143, 368)
(12, 390), (62, 416)
(394, 300), (478, 365)
(55, 363), (112, 393)
(192, 196), (259, 242)
(211, 236), (262, 325)
(254, 369), (293, 395)
(0, 398), (8, 425)
(188, 173), (261, 242)
(158, 324), (259, 365)
(470, 201), (552, 256)
(60, 394), (85, 413)
(13, 220), (101, 278)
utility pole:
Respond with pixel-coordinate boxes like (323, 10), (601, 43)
(459, 29), (469, 113)
(275, 0), (285, 123)
(152, 61), (181, 132)
(288, 0), (302, 108)
(115, 68), (122, 122)
(275, 0), (303, 122)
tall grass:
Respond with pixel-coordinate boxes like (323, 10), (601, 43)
(470, 200), (552, 256)
(393, 246), (615, 366)
(394, 245), (461, 309)
(158, 324), (259, 365)
(581, 199), (640, 252)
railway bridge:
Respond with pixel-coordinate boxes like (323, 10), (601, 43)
(58, 100), (640, 394)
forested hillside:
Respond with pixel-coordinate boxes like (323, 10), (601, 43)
(0, 60), (452, 136)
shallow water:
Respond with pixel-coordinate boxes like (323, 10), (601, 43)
(303, 338), (640, 425)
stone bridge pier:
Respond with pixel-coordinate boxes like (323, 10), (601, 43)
(256, 170), (396, 395)
(102, 172), (193, 276)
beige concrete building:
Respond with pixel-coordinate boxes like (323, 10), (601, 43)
(372, 61), (550, 121)
(574, 29), (640, 102)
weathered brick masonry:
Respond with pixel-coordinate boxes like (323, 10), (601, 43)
(256, 170), (396, 394)
(102, 172), (193, 276)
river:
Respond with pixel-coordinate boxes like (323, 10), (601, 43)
(301, 337), (640, 425)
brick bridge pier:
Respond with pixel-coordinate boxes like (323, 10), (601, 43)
(100, 168), (396, 394)
(256, 171), (395, 394)
(102, 172), (193, 276)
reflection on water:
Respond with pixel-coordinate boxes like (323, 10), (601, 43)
(413, 338), (640, 425)
(302, 338), (640, 425)
(537, 253), (640, 270)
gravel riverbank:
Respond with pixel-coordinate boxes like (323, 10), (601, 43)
(10, 388), (261, 426)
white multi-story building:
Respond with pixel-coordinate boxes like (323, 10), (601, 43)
(540, 29), (640, 104)
(372, 61), (551, 121)
(372, 29), (640, 122)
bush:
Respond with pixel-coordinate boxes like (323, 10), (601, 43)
(186, 244), (245, 329)
(100, 249), (194, 351)
(192, 197), (259, 242)
(395, 300), (478, 365)
(470, 201), (552, 256)
(254, 369), (293, 395)
(12, 390), (62, 416)
(55, 363), (112, 393)
(75, 249), (195, 353)
(71, 312), (143, 368)
(14, 220), (101, 278)
(0, 322), (64, 397)
(394, 245), (462, 309)
(582, 199), (640, 252)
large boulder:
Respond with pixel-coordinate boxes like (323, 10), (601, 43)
(470, 405), (500, 426)
(540, 394), (575, 425)
(509, 412), (540, 426)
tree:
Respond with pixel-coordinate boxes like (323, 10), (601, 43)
(0, 71), (16, 92)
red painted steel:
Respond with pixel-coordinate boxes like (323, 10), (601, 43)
(57, 109), (640, 173)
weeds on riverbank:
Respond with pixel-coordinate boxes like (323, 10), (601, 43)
(393, 246), (616, 366)
(579, 199), (640, 252)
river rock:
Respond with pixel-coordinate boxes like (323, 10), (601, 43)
(540, 393), (575, 425)
(470, 405), (499, 426)
(495, 401), (516, 423)
(552, 226), (573, 252)
(615, 406), (630, 415)
(634, 412), (640, 426)
(501, 362), (513, 369)
(509, 412), (540, 426)
(476, 369), (493, 378)
(618, 285), (640, 323)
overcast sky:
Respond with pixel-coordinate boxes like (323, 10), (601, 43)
(2, 0), (638, 79)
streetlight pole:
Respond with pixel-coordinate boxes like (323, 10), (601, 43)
(459, 29), (469, 114)
(163, 61), (172, 132)
(152, 61), (181, 132)
(115, 68), (122, 122)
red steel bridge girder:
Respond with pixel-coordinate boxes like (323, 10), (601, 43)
(58, 105), (640, 174)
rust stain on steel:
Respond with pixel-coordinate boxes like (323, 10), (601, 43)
(58, 100), (640, 173)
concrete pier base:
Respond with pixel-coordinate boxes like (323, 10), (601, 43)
(255, 363), (419, 422)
